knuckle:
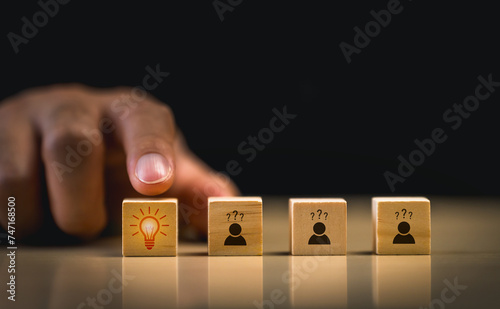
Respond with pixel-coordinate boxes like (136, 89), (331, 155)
(46, 100), (96, 123)
(131, 100), (176, 137)
(42, 122), (102, 161)
(41, 103), (101, 157)
(109, 86), (150, 104)
(156, 103), (174, 120)
(149, 101), (177, 131)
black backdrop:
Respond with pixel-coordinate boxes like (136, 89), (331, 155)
(1, 1), (499, 196)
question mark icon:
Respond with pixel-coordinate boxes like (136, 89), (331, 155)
(233, 210), (238, 220)
(240, 213), (244, 221)
(395, 211), (399, 220)
(310, 212), (315, 220)
(409, 211), (413, 219)
(324, 212), (328, 220)
(226, 213), (231, 221)
(317, 209), (322, 220)
(402, 209), (407, 219)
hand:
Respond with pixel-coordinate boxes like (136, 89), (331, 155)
(0, 84), (239, 240)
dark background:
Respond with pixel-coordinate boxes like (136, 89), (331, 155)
(1, 1), (498, 196)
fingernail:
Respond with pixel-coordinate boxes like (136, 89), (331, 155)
(135, 153), (172, 184)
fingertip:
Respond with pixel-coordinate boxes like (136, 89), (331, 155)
(135, 153), (173, 185)
(131, 152), (175, 196)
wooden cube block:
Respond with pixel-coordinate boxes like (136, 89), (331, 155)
(289, 198), (347, 255)
(208, 197), (263, 256)
(372, 197), (431, 255)
(122, 198), (178, 256)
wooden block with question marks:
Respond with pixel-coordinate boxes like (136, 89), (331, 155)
(122, 198), (178, 257)
(372, 197), (431, 255)
(289, 198), (347, 255)
(208, 197), (263, 256)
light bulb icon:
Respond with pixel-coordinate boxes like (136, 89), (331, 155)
(140, 216), (160, 250)
(131, 207), (169, 250)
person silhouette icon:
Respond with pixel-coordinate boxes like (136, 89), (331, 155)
(308, 222), (331, 245)
(393, 221), (415, 244)
(224, 223), (247, 246)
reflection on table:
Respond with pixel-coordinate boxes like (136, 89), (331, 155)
(209, 256), (263, 309)
(123, 257), (178, 309)
(49, 258), (120, 309)
(289, 256), (347, 308)
(372, 255), (431, 308)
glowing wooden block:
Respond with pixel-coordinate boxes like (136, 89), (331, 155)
(289, 198), (347, 255)
(372, 197), (431, 255)
(208, 197), (263, 256)
(122, 198), (177, 256)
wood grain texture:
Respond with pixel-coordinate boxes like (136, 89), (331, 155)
(122, 198), (178, 257)
(208, 197), (263, 256)
(289, 198), (347, 255)
(372, 197), (431, 255)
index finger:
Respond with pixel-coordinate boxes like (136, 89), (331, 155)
(105, 91), (177, 196)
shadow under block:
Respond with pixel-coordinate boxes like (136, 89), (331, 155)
(122, 198), (178, 257)
(208, 197), (263, 256)
(372, 197), (431, 255)
(289, 198), (347, 255)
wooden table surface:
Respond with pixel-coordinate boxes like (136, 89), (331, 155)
(1, 196), (499, 309)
